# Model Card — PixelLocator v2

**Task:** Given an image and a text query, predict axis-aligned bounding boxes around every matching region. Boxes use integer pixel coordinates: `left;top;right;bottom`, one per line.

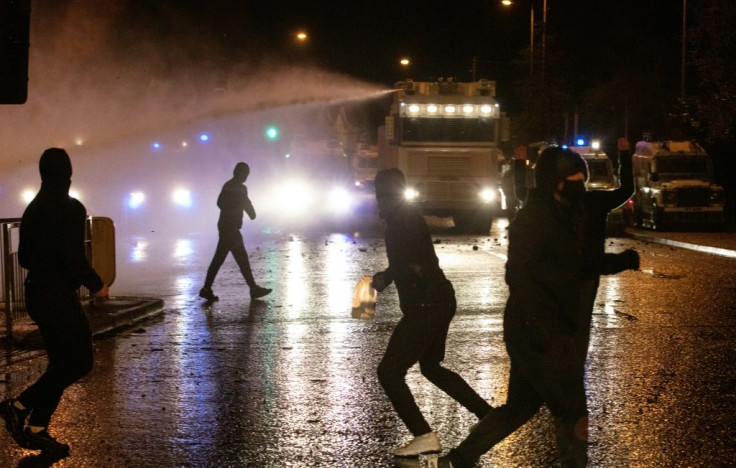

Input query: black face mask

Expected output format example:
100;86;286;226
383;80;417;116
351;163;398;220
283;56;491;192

560;180;586;205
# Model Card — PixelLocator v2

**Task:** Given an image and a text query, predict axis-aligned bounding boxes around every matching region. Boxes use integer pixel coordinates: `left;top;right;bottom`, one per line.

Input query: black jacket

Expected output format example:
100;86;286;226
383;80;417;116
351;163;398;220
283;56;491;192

216;178;256;231
504;193;586;341
18;183;103;292
382;204;452;308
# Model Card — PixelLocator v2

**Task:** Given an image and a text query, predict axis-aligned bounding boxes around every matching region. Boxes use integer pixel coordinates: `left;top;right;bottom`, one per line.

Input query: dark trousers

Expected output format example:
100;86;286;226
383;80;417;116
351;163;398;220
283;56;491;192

448;335;588;468
377;297;491;436
18;282;94;427
204;228;255;289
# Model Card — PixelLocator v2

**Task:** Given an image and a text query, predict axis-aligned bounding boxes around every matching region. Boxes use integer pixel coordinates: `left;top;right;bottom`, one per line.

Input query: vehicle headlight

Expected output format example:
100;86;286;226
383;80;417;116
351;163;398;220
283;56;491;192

404;187;419;201
128;191;145;209
274;180;314;216
21;188;36;204
172;188;192;207
328;187;352;214
479;188;495;203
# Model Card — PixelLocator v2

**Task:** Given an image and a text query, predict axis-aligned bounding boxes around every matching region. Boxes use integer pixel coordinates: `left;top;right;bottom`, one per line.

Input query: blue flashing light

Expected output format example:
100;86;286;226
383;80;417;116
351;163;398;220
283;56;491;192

562;144;569;149
198;133;210;142
152;142;161;150
575;138;586;146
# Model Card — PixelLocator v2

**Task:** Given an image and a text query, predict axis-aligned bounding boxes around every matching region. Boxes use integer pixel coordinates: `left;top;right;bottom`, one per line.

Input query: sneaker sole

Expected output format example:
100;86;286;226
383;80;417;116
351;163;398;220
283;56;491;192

394;448;442;457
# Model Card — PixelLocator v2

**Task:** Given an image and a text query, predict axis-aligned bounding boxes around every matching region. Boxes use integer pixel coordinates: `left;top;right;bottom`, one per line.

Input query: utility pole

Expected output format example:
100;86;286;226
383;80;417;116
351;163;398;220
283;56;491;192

680;0;687;100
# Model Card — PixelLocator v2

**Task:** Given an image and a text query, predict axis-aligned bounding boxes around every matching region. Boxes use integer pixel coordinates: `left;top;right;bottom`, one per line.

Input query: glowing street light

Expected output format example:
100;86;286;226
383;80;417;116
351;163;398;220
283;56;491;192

295;31;308;43
400;58;410;67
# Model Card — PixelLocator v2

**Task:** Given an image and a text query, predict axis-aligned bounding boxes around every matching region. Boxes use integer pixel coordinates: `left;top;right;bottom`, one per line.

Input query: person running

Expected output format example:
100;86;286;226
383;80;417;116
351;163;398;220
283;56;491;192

1;148;110;459
371;168;491;458
440;147;591;467
199;162;271;301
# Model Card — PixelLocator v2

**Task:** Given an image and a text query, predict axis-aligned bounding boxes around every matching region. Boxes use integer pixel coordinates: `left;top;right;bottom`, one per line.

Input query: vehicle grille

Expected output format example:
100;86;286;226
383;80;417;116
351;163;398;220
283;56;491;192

425;181;476;201
677;187;710;207
428;156;471;176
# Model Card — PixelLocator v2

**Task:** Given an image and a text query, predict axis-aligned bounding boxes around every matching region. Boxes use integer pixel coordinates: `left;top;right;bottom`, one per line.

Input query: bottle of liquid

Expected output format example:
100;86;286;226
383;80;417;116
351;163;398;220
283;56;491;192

351;276;378;320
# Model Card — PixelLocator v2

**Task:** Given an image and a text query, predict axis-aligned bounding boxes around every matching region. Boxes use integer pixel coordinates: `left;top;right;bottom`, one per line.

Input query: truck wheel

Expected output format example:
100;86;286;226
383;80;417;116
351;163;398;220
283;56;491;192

453;210;492;235
453;213;471;233
471;215;493;235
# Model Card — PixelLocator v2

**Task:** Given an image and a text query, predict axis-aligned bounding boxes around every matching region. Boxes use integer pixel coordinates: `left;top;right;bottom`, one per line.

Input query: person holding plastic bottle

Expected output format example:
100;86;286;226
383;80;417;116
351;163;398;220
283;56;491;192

371;168;491;458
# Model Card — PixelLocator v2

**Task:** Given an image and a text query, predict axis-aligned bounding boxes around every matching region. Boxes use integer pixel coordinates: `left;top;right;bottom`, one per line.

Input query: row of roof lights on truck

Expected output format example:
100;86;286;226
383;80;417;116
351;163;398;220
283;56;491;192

404;103;496;116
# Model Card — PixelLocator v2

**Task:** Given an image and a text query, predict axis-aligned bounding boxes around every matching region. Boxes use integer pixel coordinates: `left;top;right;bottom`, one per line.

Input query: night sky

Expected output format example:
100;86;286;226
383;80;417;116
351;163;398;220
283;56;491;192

30;1;681;94
106;0;686;128
1;0;688;169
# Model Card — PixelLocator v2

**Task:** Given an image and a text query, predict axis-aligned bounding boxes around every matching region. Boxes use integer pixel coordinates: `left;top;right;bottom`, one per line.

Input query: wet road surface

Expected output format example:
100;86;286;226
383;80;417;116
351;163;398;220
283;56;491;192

2;219;735;467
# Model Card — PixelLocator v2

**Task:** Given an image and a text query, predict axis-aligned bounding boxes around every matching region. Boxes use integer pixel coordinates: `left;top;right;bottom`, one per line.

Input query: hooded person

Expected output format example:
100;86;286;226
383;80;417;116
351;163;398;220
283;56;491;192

199;162;271;301
440;147;590;468
1;148;109;459
371;168;492;458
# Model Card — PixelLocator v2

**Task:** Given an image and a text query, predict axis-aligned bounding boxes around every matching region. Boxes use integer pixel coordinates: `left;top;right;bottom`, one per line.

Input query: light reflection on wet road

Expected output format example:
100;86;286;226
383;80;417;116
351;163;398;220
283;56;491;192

2;219;736;467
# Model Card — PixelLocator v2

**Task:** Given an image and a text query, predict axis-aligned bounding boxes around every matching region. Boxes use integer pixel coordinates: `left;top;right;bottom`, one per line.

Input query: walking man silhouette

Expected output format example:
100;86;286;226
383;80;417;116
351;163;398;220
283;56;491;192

199;162;271;301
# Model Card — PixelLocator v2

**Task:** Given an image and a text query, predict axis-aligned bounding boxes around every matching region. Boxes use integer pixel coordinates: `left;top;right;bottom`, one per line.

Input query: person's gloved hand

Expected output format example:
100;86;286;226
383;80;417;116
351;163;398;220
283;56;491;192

372;271;389;292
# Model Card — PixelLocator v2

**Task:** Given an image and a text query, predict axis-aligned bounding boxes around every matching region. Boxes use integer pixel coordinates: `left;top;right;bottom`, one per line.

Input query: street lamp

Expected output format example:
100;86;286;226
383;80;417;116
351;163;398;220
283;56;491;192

295;31;308;43
501;0;548;84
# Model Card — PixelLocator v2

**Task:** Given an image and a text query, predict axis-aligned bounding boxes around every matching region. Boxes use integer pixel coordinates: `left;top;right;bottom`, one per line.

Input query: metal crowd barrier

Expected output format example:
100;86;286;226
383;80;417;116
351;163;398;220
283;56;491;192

0;216;115;341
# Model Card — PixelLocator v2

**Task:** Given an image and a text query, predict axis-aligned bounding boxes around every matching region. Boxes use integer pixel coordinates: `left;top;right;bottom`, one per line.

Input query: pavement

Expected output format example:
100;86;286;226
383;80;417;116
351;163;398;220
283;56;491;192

1;296;165;368
2;226;734;369
0;225;734;467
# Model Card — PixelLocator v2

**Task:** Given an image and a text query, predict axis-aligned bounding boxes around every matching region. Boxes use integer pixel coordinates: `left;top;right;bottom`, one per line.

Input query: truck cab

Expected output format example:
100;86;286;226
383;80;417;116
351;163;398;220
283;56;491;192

377;78;503;234
632;140;725;230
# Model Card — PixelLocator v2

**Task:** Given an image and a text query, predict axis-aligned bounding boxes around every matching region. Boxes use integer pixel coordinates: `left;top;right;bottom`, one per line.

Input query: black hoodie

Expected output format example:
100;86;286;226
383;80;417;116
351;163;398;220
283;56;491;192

18;148;103;292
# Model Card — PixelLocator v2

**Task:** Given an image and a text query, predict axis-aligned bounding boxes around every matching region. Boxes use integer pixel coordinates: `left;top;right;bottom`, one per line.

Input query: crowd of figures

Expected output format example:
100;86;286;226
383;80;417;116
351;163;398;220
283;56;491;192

1;141;639;467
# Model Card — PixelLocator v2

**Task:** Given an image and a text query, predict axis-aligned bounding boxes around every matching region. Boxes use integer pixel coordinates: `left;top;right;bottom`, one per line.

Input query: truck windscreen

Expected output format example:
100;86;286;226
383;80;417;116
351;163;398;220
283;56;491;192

399;118;495;143
587;160;613;182
657;157;709;176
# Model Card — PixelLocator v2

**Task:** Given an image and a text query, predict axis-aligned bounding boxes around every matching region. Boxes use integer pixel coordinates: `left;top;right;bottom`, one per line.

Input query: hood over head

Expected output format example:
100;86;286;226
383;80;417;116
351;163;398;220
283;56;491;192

374;168;407;219
233;162;250;182
533;147;588;197
39;148;72;184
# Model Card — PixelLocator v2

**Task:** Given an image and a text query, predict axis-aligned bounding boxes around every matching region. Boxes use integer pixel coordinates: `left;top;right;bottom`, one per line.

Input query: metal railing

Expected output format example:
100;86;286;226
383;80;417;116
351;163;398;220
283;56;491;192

1;218;25;340
1;216;115;341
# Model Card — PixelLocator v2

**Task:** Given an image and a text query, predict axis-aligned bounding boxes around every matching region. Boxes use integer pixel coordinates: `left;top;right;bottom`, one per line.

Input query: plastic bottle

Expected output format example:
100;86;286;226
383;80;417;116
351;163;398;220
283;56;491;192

351;276;378;320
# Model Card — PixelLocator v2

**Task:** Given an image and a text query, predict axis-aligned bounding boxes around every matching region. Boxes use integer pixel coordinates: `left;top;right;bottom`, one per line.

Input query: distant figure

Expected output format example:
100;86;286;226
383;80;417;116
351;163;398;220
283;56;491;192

1;148;110;459
199;162;271;301
371;168;491;458
440;148;591;467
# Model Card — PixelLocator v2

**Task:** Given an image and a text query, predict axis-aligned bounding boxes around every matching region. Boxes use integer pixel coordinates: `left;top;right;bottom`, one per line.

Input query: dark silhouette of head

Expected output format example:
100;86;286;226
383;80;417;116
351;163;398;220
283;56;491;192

534;147;587;198
233;162;250;182
39;148;72;184
374;168;407;218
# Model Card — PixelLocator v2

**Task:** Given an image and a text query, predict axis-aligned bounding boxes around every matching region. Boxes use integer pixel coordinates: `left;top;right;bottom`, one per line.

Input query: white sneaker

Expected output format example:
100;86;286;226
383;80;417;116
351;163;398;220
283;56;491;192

394;431;442;457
